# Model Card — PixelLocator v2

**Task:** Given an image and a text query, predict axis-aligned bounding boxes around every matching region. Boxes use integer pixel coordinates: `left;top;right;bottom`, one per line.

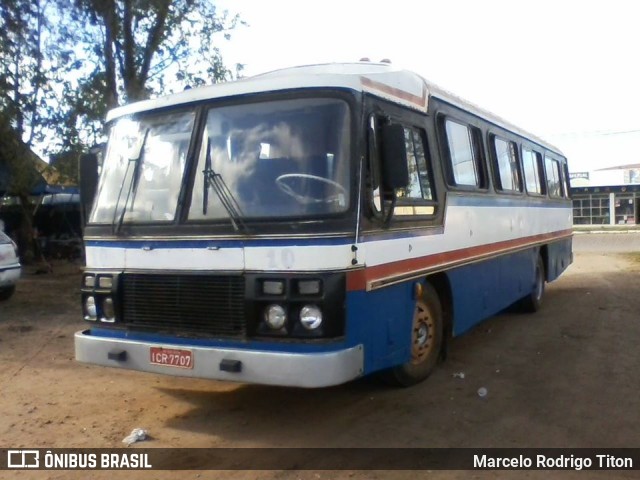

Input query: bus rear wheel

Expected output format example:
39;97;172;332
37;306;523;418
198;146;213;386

384;283;443;387
519;255;545;312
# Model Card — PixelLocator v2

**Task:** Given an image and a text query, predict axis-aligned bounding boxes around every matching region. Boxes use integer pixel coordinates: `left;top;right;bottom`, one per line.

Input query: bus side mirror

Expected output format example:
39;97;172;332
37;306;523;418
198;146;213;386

381;123;409;190
79;153;99;227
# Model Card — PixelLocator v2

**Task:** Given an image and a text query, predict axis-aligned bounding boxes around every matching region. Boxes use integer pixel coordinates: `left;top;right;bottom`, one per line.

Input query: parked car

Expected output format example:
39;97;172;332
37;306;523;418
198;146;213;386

0;230;20;300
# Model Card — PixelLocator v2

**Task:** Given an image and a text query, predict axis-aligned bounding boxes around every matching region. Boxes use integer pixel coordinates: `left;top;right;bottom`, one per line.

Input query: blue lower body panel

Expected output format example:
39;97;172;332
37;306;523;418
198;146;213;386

346;241;572;376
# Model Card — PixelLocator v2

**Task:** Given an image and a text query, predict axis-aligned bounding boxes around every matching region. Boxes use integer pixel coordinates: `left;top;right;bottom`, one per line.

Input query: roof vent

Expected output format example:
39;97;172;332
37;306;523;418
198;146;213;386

380;58;392;64
359;57;371;62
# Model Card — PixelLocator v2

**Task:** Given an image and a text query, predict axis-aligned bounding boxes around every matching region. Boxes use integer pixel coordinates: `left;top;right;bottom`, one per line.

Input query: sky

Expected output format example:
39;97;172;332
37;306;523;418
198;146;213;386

214;0;640;173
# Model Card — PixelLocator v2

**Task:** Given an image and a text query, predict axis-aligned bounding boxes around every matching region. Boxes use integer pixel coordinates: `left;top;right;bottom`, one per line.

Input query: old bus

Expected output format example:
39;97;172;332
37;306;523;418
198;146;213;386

75;62;572;387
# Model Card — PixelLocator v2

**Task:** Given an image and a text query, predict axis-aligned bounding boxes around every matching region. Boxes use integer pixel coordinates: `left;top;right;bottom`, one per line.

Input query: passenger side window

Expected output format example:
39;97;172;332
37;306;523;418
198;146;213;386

561;162;570;197
492;136;521;192
544;156;563;198
396;127;433;201
522;147;544;194
444;119;483;187
368;116;435;218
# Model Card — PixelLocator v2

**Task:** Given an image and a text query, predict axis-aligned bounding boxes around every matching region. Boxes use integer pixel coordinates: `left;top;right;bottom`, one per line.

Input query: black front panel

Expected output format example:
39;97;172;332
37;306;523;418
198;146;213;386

245;272;346;339
121;273;245;337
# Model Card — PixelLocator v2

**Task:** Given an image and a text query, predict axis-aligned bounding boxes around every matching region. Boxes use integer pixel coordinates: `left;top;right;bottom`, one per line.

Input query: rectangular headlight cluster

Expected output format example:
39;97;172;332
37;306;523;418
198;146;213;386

81;272;119;324
249;273;345;339
83;274;115;290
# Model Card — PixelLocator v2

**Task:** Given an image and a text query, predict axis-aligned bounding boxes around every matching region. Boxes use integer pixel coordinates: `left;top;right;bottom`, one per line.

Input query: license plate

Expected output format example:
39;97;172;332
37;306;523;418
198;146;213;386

150;347;193;369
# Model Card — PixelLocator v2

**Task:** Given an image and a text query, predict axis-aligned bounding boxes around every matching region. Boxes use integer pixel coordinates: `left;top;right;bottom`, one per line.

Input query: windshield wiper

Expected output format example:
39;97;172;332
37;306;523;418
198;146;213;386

202;138;247;233
112;128;149;234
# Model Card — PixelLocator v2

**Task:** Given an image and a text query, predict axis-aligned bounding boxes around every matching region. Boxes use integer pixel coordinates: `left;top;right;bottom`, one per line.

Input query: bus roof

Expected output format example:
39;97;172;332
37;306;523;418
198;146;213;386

106;62;562;155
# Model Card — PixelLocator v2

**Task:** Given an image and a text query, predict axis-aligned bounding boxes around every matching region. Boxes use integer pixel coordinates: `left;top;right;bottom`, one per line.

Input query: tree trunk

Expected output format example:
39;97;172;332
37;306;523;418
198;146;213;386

16;193;35;262
102;1;120;109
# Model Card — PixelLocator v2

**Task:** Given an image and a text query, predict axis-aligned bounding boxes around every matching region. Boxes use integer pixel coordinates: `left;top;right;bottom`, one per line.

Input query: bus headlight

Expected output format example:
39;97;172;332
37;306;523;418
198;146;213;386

84;296;97;321
300;305;322;330
101;297;116;322
264;304;287;330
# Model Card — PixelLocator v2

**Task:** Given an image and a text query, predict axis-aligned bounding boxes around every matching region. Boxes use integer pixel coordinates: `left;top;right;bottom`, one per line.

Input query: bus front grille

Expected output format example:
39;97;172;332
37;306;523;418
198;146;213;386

121;273;246;338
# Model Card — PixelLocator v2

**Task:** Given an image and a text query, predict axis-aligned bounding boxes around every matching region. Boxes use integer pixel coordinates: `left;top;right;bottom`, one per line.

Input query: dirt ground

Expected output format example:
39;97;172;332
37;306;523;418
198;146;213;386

1;234;639;480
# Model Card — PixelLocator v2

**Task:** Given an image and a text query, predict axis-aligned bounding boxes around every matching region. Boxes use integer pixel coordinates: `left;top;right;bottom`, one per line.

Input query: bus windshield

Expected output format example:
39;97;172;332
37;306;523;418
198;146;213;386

189;97;351;221
89;97;351;226
90;111;195;224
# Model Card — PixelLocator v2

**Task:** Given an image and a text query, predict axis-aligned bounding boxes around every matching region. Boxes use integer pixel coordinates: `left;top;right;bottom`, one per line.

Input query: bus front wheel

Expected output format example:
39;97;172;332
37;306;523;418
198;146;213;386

384;283;443;387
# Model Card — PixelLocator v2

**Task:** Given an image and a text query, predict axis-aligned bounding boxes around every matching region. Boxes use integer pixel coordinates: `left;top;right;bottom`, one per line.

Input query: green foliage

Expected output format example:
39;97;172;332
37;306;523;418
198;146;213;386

49;151;81;185
0;0;65;195
0;111;47;264
1;0;244;262
1;0;61;147
0;113;43;195
2;0;244;163
64;0;245;137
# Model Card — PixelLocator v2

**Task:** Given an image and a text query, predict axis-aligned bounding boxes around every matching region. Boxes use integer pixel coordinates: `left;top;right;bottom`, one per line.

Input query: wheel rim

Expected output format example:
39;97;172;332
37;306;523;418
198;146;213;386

411;300;435;365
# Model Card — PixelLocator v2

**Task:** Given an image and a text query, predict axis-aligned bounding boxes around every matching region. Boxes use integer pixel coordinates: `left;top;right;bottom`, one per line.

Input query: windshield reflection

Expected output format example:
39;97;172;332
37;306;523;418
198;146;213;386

89;98;351;227
189;98;350;220
90;112;195;224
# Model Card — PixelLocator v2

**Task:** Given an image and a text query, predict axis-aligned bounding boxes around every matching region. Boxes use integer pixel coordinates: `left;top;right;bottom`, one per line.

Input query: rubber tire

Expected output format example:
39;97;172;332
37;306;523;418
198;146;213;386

519;255;545;313
382;283;444;387
0;285;16;301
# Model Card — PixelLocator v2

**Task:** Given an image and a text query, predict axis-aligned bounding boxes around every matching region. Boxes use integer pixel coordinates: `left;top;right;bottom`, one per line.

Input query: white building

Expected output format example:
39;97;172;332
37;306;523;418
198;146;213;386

570;163;640;187
570;164;640;225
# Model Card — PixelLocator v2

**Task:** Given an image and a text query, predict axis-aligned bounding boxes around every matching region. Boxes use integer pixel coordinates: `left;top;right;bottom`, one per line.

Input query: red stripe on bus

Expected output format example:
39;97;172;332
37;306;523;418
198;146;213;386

360;76;428;109
346;229;572;291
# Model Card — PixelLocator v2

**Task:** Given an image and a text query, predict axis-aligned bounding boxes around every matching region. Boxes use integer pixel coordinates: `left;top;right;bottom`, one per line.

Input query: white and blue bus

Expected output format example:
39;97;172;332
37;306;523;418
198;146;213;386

75;62;572;387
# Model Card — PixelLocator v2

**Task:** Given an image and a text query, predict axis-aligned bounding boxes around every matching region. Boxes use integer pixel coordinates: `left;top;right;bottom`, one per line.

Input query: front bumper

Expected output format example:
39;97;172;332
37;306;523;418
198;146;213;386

74;330;364;388
0;265;20;287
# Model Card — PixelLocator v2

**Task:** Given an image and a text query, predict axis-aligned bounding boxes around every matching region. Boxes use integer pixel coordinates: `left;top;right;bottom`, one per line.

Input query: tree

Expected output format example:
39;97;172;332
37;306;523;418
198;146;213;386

51;0;244;156
0;0;66;264
71;0;243;107
47;0;246;188
2;0;49;146
1;0;244;262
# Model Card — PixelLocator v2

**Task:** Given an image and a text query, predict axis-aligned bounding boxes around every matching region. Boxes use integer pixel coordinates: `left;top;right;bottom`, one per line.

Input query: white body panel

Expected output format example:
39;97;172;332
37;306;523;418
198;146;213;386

86;246;244;271
244;245;354;271
85;243;355;271
363;203;572;269
85;201;571;274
